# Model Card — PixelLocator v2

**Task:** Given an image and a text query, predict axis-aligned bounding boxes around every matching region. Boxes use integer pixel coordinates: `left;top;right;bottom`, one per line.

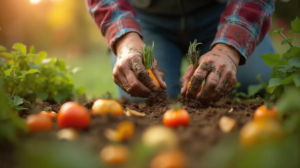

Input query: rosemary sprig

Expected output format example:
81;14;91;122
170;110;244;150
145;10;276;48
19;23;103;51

186;39;202;69
141;42;155;69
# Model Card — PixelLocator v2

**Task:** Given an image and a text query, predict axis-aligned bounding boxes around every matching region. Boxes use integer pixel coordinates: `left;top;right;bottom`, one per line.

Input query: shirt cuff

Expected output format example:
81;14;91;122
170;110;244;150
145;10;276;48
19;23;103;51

105;18;142;54
211;24;256;65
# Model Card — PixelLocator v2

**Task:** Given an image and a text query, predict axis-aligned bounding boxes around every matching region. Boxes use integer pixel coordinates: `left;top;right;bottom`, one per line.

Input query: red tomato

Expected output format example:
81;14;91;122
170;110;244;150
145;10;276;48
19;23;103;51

254;105;280;121
40;111;57;119
163;108;190;128
57;102;90;129
26;114;53;133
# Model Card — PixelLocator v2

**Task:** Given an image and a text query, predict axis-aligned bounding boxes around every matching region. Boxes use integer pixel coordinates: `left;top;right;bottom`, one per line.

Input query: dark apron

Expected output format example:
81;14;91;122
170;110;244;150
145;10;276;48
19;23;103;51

131;0;226;15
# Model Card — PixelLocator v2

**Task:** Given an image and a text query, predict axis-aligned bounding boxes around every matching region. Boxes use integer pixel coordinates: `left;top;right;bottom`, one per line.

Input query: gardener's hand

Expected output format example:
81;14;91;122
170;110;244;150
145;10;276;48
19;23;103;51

113;33;167;97
180;43;240;104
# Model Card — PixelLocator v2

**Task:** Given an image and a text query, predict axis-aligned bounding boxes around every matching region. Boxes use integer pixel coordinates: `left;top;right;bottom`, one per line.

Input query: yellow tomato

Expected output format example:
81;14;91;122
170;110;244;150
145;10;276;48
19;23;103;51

100;145;129;165
150;150;186;168
92;99;123;116
240;119;284;148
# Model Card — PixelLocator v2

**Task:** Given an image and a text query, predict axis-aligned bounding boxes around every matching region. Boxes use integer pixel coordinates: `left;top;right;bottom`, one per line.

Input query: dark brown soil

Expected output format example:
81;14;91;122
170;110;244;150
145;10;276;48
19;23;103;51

1;90;261;168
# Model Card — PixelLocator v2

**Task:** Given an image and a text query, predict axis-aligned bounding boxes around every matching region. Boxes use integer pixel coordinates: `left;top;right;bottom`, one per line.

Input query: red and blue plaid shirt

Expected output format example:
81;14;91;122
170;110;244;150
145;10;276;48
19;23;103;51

86;0;275;64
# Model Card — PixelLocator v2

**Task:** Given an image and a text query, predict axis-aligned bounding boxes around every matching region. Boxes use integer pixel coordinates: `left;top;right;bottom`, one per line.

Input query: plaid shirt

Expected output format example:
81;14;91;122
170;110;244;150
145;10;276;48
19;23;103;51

86;0;275;64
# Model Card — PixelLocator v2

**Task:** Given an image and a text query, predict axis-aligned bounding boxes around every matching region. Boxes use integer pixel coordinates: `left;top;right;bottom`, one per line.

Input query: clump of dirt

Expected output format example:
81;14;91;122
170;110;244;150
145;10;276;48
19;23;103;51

145;88;168;107
179;96;204;109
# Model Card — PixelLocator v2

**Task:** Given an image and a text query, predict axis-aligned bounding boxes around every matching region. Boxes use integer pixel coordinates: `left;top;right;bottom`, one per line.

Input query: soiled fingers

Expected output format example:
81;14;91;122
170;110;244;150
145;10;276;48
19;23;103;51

186;65;207;99
152;60;167;89
130;57;159;91
197;71;221;103
180;65;195;95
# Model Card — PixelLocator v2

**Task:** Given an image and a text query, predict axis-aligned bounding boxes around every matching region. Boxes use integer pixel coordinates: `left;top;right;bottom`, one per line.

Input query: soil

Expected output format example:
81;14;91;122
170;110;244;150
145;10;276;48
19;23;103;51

0;89;261;168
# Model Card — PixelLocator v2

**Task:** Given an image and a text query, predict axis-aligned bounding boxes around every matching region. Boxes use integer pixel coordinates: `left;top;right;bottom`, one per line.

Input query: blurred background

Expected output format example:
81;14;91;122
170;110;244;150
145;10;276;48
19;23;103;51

0;0;299;100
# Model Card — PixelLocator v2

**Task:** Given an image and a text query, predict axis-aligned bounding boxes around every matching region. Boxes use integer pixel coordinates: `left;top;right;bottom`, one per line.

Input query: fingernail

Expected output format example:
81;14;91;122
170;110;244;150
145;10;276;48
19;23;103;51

152;86;158;91
181;87;184;93
163;81;167;87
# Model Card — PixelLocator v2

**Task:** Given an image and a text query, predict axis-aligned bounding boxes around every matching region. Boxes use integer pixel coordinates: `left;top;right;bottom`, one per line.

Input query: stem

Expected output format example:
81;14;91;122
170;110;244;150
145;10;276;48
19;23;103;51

279;32;293;48
171;102;182;111
10;83;18;98
10;57;18;98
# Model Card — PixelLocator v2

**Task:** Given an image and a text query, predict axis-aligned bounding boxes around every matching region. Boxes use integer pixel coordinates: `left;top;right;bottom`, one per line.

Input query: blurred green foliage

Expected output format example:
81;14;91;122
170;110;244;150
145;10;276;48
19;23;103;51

0;78;28;144
17;136;103;168
0;43;83;104
261;17;300;100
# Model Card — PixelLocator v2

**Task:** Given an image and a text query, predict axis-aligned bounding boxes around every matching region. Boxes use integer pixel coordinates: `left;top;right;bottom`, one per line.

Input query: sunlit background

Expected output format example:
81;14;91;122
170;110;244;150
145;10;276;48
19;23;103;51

0;0;299;100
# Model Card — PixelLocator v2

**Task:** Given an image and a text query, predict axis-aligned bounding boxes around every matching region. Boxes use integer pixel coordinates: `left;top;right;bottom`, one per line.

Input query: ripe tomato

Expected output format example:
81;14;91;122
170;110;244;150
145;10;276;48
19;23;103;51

254;105;280;121
116;121;135;140
163;104;189;128
92;99;123;116
100;145;129;165
26;114;53;133
40;111;57;119
150;150;186;168
57;102;90;129
240;119;284;148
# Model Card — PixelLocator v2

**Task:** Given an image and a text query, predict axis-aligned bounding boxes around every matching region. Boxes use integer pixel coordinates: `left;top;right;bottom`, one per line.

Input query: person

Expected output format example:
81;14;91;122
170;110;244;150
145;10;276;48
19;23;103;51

86;0;275;103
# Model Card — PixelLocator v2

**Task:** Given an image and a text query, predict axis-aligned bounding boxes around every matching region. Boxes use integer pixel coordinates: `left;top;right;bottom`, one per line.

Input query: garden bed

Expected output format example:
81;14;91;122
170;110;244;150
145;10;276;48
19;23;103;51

1;89;261;168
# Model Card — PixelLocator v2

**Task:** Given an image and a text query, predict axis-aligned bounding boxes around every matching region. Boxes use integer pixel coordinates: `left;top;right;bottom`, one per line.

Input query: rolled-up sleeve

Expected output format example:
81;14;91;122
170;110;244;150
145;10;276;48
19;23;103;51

211;0;275;65
86;0;142;53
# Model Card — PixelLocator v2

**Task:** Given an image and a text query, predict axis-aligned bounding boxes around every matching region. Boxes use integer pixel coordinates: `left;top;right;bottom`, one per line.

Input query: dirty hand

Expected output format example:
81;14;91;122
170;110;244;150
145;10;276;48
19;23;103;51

180;43;240;104
113;33;167;97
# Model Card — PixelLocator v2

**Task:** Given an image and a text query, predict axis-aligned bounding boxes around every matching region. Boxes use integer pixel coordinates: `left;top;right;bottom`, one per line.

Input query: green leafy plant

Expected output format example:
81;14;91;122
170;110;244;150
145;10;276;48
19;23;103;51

0;78;28;144
0;43;83;104
260;17;300;100
232;75;268;103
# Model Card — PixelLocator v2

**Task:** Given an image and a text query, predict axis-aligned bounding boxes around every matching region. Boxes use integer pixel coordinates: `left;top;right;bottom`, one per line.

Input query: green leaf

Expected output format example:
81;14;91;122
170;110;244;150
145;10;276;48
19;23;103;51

1;52;14;58
14;106;27;111
53;92;66;103
29;46;35;54
25;69;39;75
268;78;282;88
272;28;283;34
0;45;6;51
281;37;293;45
294;74;300;87
288;57;300;67
282;46;300;58
239;92;249;98
247;84;264;97
12;95;23;106
270;86;284;100
16;71;26;79
277;87;300;114
280;74;295;85
260;53;281;66
12;43;27;55
36;92;48;101
36;51;47;64
4;67;13;76
288;17;300;33
23;99;31;105
277;65;293;72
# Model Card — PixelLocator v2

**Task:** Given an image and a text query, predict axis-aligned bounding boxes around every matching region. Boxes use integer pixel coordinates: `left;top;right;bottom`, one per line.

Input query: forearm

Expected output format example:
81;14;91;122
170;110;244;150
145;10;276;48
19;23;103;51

115;32;144;56
211;0;275;64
